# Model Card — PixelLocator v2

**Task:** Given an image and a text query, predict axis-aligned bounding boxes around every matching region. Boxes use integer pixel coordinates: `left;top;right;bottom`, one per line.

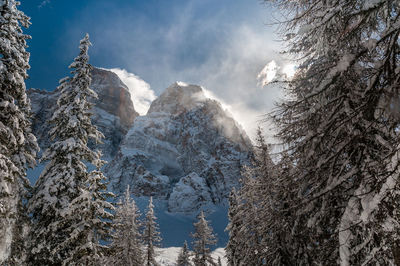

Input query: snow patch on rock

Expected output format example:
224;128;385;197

168;173;212;213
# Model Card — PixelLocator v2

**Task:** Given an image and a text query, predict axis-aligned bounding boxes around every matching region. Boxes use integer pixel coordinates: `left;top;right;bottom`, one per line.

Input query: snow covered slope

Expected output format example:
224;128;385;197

156;247;226;266
105;82;252;214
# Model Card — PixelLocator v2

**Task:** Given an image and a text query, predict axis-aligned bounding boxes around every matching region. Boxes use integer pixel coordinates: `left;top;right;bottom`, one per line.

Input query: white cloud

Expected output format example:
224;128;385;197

282;63;296;79
257;60;278;87
257;60;297;87
202;86;279;144
181;25;284;141
109;68;156;116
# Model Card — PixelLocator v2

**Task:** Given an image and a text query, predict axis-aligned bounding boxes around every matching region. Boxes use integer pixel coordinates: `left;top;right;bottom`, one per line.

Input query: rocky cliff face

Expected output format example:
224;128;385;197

29;67;139;159
91;68;138;128
105;82;252;213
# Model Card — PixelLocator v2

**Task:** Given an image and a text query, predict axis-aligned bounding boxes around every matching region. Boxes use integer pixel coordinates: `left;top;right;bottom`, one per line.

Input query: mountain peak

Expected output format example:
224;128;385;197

91;67;139;127
148;82;207;115
106;81;253;214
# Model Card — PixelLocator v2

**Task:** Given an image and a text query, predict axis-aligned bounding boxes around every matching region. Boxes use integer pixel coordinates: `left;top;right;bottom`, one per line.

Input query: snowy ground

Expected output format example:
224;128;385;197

156;247;227;266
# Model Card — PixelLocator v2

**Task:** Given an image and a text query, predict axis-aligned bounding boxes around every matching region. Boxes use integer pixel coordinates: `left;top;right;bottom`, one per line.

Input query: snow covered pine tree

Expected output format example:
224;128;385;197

143;196;162;266
109;186;143;266
266;0;400;264
226;128;290;265
65;168;114;265
177;240;192;266
237;128;272;265
0;0;38;263
225;188;242;266
28;34;112;265
191;211;217;266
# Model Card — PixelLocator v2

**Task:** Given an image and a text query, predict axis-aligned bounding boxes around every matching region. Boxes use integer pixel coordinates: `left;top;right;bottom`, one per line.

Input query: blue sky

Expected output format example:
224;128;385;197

21;0;288;138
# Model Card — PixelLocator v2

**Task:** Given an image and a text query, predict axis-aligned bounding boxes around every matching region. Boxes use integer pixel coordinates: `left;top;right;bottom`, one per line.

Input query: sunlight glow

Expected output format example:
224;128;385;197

257;60;278;87
282;63;296;79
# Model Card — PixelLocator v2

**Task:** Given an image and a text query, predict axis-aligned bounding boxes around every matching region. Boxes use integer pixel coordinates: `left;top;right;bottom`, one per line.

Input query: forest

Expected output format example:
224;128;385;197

1;0;400;265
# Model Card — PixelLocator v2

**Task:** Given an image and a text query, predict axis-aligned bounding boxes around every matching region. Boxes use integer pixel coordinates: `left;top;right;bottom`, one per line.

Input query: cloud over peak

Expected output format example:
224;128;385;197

109;68;156;116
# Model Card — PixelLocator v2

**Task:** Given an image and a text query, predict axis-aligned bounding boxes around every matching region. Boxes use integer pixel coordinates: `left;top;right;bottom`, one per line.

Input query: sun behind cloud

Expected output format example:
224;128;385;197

257;60;278;87
282;63;296;79
257;61;297;87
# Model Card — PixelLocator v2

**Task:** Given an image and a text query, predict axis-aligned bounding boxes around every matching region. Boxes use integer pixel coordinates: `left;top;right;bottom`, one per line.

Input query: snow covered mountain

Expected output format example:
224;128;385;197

28;71;252;247
105;82;252;213
29;67;139;160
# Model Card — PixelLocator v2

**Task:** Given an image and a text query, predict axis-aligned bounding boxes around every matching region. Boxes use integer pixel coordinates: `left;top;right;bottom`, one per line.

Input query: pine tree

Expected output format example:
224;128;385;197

249;131;295;265
266;0;400;264
265;151;297;265
225;188;242;266
28;33;105;265
143;196;162;266
5;204;31;265
217;257;222;266
63;168;115;265
0;0;38;263
109;186;143;266
191;211;217;266
253;127;273;171
234;187;262;266
232;129;272;265
228;128;295;265
177;240;192;266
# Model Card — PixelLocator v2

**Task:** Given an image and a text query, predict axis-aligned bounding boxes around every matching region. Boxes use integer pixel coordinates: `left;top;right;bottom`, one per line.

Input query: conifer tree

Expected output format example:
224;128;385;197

234;191;261;265
0;0;38;263
263;151;297;265
5;206;31;265
177;240;192;266
266;0;400;264
109;186;143;266
191;211;217;266
143;196;162;266
250;131;295;264
229;128;294;265
63;168;114;265
217;257;222;266
232;129;272;265
225;188;242;266
28;33;105;265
